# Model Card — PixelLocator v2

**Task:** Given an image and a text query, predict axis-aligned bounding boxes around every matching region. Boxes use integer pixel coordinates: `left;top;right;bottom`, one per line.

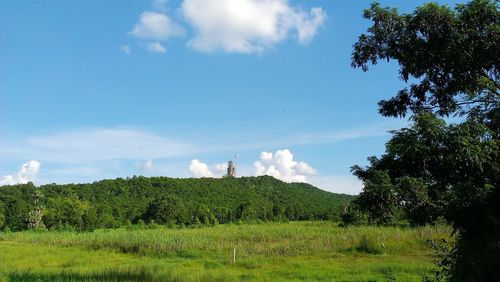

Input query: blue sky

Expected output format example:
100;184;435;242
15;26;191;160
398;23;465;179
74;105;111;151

0;0;462;194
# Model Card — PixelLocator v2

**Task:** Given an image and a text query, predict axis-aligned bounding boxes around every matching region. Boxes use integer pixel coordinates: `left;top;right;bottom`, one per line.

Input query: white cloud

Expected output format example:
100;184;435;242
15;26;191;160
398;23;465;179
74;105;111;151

144;159;154;171
0;122;402;186
130;11;184;41
119;45;131;54
295;161;316;175
138;159;154;173
309;175;362;195
213;162;228;174
145;41;167;53
188;160;231;178
14;128;197;163
295;7;326;43
0;160;41;186
181;0;326;53
153;0;168;12
188;159;213;178
260;151;273;161
253;149;315;183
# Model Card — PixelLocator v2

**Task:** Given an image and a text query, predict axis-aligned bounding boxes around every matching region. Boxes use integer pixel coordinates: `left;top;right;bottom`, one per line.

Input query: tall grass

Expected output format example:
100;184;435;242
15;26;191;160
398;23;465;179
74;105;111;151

0;222;450;258
0;222;452;281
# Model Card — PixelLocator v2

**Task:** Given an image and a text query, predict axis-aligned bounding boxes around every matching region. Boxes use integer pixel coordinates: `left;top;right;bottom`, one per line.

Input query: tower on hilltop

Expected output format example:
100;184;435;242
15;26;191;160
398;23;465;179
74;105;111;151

225;160;236;178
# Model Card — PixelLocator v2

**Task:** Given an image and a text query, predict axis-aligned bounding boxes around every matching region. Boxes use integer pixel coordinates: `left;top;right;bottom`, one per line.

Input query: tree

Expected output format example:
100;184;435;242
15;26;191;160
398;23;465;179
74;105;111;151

143;194;188;225
353;170;398;225
26;190;46;230
340;202;368;226
351;1;499;280
43;196;90;231
351;113;450;226
0;176;353;230
352;0;499;120
0;203;5;230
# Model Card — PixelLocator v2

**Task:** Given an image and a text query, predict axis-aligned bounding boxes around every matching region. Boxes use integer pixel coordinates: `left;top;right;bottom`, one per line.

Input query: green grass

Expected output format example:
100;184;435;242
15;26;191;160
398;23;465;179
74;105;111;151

0;222;451;281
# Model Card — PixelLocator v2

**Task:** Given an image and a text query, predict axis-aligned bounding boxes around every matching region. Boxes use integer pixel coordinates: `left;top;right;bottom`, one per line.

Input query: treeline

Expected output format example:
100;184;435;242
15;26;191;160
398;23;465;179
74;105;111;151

0;176;353;231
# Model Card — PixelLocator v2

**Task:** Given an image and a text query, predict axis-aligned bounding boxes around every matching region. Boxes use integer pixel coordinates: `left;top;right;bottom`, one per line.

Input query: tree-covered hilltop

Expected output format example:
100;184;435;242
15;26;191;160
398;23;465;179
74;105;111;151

0;176;353;231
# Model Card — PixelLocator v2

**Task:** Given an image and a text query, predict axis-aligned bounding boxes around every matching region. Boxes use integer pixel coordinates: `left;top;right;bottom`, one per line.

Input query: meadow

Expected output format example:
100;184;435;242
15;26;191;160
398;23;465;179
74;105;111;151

0;222;450;281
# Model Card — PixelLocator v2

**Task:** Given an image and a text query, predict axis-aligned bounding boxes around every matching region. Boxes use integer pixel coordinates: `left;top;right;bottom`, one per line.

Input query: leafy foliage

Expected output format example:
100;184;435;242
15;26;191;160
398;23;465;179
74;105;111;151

143;194;188;225
352;170;398;225
351;1;500;280
350;112;498;226
352;0;499;118
0;176;353;231
0;202;5;230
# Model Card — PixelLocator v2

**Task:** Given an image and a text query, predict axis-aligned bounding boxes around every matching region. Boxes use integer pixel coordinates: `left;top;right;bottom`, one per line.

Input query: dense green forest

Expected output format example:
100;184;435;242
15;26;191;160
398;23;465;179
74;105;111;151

0;176;353;232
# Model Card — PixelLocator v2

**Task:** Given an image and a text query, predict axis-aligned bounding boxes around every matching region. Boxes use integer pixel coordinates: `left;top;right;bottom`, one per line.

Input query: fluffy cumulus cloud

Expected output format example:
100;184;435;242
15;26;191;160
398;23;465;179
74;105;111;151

253;149;316;183
181;0;326;53
0;160;41;186
213;162;228;174
127;0;325;54
188;160;232;178
188;159;214;178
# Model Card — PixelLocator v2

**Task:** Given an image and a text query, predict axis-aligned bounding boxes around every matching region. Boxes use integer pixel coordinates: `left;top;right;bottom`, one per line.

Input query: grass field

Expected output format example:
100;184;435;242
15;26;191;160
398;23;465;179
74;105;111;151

0;222;451;281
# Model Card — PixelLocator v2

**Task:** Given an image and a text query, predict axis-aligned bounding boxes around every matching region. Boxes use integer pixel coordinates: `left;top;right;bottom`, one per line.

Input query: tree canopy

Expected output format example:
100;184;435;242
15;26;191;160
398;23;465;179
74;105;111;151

0;176;353;232
350;1;499;281
352;0;499;119
351;112;498;227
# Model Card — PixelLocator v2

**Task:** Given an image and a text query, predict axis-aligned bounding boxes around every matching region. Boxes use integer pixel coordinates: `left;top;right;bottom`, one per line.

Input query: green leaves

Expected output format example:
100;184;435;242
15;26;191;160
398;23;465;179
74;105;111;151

351;112;498;226
0;176;353;231
353;0;500;118
143;194;188;225
354;170;398;225
352;1;499;279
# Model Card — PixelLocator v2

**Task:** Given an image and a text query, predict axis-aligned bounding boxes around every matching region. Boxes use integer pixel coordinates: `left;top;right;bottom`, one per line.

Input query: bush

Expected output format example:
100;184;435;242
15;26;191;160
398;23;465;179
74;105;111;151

341;203;367;226
355;235;383;254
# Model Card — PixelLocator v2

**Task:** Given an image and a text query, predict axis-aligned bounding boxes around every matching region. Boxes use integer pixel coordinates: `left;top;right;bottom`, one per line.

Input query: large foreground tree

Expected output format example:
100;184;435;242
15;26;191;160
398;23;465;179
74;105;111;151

352;0;499;120
350;1;499;281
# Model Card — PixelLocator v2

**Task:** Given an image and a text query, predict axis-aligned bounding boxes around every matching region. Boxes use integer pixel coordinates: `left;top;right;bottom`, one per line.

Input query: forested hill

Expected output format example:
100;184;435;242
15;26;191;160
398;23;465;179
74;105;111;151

0;176;354;231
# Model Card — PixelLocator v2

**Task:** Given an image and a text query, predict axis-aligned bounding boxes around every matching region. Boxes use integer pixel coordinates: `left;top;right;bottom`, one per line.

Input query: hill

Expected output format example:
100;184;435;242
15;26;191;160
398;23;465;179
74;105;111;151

0;176;354;231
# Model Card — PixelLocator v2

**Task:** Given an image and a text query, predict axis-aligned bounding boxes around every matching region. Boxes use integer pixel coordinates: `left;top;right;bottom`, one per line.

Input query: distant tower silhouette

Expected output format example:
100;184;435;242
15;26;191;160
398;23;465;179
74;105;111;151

225;160;236;178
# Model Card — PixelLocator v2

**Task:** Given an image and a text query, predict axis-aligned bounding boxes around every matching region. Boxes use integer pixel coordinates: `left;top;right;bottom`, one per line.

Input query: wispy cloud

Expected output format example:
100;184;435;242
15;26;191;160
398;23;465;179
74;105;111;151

2;122;399;164
152;0;168;12
208;120;404;153
119;45;131;54
144;41;167;53
8;128;198;163
130;11;185;41
308;175;362;195
0;122;395;191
